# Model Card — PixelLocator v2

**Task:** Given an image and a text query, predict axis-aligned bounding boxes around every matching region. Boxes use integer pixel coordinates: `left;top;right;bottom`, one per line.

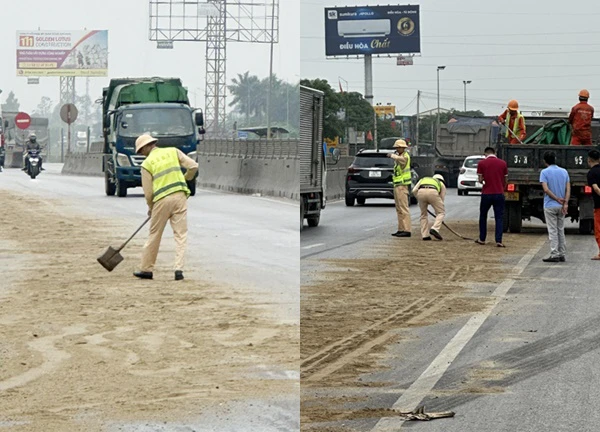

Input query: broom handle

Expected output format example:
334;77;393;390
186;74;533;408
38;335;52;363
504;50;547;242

118;216;151;252
426;209;471;240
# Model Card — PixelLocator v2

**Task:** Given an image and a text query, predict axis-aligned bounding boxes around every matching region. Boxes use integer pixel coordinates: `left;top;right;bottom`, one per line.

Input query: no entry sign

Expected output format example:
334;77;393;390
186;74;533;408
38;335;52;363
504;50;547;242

15;112;31;130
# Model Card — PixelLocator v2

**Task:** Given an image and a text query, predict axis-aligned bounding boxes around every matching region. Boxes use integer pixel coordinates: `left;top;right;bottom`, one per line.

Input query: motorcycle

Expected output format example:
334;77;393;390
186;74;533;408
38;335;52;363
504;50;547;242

26;149;42;179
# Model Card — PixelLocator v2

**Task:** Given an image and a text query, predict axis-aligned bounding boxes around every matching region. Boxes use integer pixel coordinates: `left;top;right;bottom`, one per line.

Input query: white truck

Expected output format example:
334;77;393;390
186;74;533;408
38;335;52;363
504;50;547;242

300;85;340;230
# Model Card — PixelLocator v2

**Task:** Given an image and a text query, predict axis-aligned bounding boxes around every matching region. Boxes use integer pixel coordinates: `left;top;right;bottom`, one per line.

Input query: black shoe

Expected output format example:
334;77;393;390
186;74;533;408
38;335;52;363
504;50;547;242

133;271;153;279
175;270;184;281
395;232;411;238
392;231;404;236
542;257;561;263
559;256;566;262
430;229;443;240
40;167;45;171
423;237;432;241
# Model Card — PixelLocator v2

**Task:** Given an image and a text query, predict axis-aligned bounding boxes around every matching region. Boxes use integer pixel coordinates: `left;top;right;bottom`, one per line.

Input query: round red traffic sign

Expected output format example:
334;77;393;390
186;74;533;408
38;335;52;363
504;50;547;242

15;112;31;130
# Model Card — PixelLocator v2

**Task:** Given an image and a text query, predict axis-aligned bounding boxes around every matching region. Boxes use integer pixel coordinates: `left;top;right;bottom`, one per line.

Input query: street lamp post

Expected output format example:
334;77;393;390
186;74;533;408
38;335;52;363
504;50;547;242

436;66;446;148
463;80;472;112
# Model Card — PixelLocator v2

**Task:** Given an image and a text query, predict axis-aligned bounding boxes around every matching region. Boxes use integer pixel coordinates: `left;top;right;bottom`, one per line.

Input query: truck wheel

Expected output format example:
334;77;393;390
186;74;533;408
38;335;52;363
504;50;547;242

105;170;116;196
116;179;127;197
187;180;196;197
307;214;320;227
345;194;355;207
579;218;594;235
357;198;366;205
502;206;510;233
508;203;522;233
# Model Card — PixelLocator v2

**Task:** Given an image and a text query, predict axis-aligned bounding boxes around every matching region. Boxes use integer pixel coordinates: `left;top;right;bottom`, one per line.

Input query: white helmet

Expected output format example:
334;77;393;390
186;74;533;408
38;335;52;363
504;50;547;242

433;174;446;183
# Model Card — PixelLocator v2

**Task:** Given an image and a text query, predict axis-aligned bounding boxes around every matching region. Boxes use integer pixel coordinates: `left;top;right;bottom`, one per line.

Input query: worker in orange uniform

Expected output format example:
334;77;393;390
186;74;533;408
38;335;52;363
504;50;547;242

569;89;594;146
498;100;526;144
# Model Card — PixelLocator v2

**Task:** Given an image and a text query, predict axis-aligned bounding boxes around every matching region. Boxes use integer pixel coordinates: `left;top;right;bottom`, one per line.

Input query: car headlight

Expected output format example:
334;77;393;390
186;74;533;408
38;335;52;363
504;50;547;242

116;153;131;167
187;151;197;161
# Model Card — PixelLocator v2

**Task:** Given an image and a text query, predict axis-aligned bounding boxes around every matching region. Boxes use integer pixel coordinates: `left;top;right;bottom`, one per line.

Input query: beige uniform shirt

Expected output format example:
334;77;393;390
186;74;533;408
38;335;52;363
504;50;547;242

142;148;199;208
390;152;408;169
412;179;447;201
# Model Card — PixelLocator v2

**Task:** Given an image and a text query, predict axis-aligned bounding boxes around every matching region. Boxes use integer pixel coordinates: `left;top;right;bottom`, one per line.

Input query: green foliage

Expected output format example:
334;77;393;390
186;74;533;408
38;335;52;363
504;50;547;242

1;91;20;112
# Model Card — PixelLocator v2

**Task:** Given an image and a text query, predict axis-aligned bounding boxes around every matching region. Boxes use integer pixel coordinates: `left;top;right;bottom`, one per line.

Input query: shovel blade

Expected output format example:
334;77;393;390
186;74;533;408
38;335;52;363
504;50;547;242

97;246;124;272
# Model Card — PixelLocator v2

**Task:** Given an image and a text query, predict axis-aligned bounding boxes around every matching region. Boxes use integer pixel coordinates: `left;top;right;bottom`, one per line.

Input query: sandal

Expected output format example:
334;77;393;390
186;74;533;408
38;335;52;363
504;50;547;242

496;243;506;248
592;255;600;261
474;240;485;245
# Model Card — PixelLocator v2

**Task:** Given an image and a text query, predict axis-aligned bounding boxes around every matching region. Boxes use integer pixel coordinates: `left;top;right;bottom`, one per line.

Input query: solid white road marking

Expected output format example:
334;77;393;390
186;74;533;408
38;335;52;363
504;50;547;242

302;243;325;250
371;238;546;431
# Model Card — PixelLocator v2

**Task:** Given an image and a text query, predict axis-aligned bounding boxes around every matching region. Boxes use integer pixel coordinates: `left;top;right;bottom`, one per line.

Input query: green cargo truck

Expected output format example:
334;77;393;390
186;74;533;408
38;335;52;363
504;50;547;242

102;77;205;197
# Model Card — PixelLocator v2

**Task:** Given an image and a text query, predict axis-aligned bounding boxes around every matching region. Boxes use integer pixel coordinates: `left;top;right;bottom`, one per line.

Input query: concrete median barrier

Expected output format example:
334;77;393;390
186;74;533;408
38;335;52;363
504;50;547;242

325;156;353;201
197;155;299;200
61;152;103;177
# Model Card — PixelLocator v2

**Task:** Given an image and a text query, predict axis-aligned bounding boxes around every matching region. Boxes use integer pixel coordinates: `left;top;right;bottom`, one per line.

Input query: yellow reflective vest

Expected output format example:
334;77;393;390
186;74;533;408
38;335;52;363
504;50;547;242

141;147;190;203
419;176;442;192
392;152;412;186
505;111;525;138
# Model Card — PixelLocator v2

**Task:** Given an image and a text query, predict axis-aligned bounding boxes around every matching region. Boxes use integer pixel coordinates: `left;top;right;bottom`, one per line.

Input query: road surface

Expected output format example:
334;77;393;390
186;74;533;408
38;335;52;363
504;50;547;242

0;164;299;432
301;194;599;431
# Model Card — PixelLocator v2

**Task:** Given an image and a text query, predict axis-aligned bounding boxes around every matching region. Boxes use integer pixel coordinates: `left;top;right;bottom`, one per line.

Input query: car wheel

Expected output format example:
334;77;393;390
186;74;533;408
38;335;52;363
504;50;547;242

457;189;463;196
345;194;355;207
464;190;469;196
357;198;366;205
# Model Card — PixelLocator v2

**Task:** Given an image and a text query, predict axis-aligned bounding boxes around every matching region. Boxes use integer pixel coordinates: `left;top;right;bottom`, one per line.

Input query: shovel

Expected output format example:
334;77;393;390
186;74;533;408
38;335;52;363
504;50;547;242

97;217;150;271
500;121;524;144
427;209;475;241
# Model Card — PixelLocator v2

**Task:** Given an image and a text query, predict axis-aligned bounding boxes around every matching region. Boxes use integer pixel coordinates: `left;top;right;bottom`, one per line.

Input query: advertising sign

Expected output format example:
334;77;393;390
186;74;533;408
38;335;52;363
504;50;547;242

16;30;108;76
374;105;396;120
324;5;420;57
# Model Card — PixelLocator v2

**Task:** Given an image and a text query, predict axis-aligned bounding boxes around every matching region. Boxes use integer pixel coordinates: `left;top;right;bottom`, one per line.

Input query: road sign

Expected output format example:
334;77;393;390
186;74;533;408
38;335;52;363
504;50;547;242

237;131;249;140
397;55;414;66
157;40;174;49
60;103;78;124
27;77;40;84
15;112;31;130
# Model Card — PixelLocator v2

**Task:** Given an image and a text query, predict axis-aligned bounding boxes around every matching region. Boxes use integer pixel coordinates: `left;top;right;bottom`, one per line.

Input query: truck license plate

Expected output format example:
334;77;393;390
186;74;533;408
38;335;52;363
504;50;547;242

504;192;519;201
369;171;382;177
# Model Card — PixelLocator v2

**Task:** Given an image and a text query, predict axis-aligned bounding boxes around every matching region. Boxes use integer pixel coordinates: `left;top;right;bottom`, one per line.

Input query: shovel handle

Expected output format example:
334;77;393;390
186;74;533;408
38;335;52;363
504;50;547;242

117;216;151;252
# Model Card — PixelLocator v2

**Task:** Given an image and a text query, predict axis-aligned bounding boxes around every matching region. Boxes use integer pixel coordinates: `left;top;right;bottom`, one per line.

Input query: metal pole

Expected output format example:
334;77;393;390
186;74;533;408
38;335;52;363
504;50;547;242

463;82;467;112
364;54;376;149
61;127;64;162
416;90;420;147
87;126;91;152
436;66;445;151
266;0;276;140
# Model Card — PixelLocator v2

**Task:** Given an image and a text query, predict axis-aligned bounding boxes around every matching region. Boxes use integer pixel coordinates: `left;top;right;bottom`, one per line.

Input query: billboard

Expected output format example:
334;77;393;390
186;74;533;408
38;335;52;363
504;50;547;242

374;105;396;120
16;30;108;77
324;5;420;57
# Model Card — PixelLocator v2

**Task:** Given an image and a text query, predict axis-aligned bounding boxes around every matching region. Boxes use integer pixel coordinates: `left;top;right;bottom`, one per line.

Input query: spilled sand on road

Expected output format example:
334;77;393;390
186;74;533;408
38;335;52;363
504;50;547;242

0;190;297;432
301;221;541;428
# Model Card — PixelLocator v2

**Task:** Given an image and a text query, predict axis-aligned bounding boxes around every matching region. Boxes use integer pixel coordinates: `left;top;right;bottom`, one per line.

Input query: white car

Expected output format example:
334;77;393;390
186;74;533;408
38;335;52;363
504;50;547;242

457;155;485;196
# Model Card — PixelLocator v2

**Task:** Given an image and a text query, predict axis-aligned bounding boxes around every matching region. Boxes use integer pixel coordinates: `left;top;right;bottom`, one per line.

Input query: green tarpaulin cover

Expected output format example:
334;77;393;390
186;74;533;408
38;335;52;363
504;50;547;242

523;119;572;145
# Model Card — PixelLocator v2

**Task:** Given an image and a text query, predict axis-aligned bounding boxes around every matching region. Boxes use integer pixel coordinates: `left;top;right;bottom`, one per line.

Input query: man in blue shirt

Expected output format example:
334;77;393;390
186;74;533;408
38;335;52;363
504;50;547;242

540;151;571;262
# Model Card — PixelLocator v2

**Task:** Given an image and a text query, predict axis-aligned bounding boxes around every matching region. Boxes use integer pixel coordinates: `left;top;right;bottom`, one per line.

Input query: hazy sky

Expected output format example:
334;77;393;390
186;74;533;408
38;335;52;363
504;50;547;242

0;0;298;113
301;0;600;116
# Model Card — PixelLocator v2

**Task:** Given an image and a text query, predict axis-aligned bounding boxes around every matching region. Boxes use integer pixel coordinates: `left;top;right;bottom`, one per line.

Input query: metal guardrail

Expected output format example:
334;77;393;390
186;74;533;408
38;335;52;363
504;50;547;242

198;138;299;160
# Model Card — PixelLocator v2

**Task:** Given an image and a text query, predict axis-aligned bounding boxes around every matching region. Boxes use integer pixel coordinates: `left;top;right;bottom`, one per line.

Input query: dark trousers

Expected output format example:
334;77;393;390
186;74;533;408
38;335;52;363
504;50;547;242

479;194;505;243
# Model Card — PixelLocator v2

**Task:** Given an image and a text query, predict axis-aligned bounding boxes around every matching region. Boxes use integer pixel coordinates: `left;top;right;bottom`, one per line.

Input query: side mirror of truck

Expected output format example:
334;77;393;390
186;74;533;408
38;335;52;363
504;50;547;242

331;148;341;164
195;111;204;127
198;127;206;135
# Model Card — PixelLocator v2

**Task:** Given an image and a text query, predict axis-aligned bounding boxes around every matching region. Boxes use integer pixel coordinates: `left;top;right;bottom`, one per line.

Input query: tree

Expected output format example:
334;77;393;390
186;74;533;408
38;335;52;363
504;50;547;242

1;91;20;112
300;78;345;140
340;91;374;137
33;96;54;118
228;71;266;122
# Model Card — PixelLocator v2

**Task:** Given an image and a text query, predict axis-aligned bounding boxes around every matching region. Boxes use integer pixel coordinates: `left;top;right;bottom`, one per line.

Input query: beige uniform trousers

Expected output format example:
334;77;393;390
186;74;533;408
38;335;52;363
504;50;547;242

140;191;188;272
417;188;445;238
394;185;411;232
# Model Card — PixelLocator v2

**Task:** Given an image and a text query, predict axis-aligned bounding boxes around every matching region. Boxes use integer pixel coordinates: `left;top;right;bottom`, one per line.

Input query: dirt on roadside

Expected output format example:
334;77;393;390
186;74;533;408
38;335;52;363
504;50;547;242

300;221;542;428
0;190;298;432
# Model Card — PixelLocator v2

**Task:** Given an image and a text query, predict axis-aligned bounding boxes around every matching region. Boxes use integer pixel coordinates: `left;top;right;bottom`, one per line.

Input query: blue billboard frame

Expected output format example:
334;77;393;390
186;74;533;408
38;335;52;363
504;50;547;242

324;5;420;57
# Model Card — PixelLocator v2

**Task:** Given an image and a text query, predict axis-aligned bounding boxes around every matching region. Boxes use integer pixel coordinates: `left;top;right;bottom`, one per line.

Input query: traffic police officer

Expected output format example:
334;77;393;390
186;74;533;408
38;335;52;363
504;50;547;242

388;139;412;237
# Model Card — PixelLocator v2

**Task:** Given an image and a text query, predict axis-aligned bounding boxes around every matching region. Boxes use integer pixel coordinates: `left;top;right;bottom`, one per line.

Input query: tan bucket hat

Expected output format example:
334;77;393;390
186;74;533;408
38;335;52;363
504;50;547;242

135;134;157;154
393;139;408;148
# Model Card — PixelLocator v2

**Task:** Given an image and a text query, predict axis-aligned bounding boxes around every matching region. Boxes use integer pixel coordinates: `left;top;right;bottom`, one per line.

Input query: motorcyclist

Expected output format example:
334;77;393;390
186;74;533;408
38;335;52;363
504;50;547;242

22;133;44;172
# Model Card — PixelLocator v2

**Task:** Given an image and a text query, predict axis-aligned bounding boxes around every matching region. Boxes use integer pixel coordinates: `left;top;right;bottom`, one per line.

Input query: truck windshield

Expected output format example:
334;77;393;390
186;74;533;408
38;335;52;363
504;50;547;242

118;108;194;137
